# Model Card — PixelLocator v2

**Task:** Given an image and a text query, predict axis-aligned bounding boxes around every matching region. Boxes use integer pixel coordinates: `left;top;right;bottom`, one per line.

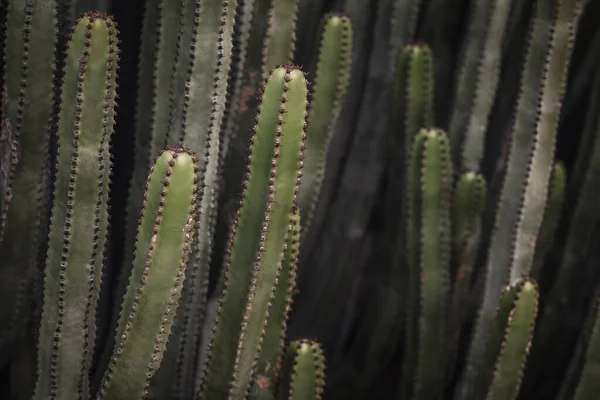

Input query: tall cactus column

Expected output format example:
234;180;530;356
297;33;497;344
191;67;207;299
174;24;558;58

401;128;452;400
98;147;200;400
199;64;307;400
0;0;57;358
34;12;118;400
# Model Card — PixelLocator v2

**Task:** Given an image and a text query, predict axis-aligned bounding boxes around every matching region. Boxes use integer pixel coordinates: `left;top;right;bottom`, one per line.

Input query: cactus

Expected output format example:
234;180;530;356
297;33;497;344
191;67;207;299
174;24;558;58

448;0;514;171
217;0;298;245
199;64;307;399
530;161;566;280
278;340;326;400
386;43;434;277
34;12;118;400
97;147;199;400
297;13;352;229
482;279;538;400
0;0;57;357
253;215;301;398
446;172;487;378
401;128;452;400
458;0;584;396
155;0;238;395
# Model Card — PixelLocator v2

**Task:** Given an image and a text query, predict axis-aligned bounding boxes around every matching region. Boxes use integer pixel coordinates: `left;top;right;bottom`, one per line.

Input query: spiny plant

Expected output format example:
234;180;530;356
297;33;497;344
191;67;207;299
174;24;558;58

3;0;600;399
35;12;118;400
277;340;326;400
199;64;307;400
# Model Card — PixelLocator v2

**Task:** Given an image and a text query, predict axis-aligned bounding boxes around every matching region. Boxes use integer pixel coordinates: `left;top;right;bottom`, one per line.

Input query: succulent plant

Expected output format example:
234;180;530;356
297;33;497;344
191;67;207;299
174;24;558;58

2;0;600;399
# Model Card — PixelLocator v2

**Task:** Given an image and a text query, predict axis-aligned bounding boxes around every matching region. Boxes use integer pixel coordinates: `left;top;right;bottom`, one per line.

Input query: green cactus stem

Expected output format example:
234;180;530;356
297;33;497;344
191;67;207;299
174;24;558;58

252;215;301;398
278;340;326;400
571;291;600;400
448;0;514;171
386;42;434;280
458;0;584;396
523;48;600;397
530;161;566;280
446;172;487;379
199;64;307;400
483;279;539;400
149;0;238;396
124;0;187;288
34;12;118;400
298;13;352;229
216;0;299;276
97;147;199;400
401;128;452;400
0;0;56;357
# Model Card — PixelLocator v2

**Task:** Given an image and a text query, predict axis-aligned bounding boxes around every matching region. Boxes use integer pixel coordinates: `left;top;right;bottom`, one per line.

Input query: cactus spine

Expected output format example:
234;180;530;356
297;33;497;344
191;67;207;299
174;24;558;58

401;128;452;400
0;0;56;354
97;147;199;400
298;13;352;228
278;340;326;400
34;12;118;400
199;65;307;399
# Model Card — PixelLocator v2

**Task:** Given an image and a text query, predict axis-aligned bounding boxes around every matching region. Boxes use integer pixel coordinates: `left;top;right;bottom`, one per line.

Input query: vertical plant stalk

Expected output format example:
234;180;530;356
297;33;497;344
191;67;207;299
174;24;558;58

252;215;301;398
449;0;514;171
199;65;307;400
158;0;238;396
0;0;56;357
277;340;326;400
401;128;452;400
34;12;118;400
298;13;352;230
529;161;566;280
124;0;184;282
483;279;538;400
457;0;583;396
571;292;600;400
217;0;298;269
446;172;487;380
97;148;199;400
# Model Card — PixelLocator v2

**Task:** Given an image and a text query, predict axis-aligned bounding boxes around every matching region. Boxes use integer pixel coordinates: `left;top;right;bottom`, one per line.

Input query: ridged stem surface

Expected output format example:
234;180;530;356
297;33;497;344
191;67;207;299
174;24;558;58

200;65;306;400
98;148;198;400
35;13;118;400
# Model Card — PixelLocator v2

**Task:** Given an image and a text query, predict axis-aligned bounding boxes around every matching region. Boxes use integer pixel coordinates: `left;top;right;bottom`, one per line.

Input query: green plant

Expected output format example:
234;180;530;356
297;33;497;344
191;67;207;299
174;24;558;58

2;0;600;399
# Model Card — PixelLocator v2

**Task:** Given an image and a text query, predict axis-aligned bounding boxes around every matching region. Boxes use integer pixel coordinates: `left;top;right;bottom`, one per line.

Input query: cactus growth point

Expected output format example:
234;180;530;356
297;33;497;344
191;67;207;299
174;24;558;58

278;340;326;400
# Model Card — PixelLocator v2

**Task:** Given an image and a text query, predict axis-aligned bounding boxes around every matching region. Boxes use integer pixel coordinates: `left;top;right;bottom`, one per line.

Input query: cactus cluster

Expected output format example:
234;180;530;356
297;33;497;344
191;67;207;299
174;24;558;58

2;0;600;399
